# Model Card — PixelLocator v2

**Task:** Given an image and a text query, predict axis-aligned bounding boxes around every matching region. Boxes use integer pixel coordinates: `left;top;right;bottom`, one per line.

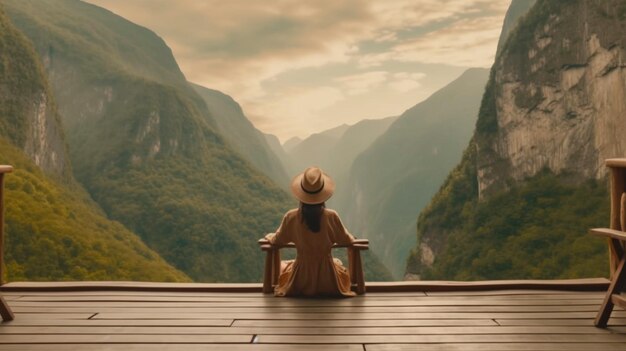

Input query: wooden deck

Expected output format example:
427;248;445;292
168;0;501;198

0;280;625;350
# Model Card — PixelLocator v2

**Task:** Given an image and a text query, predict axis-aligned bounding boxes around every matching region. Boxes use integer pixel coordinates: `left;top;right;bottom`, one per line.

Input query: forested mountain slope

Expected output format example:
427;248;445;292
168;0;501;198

0;7;189;282
340;68;489;278
191;83;290;187
4;0;393;282
4;0;293;282
406;0;624;280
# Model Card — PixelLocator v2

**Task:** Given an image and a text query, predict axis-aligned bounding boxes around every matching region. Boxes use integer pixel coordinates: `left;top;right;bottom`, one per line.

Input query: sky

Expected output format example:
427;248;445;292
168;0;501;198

85;0;511;142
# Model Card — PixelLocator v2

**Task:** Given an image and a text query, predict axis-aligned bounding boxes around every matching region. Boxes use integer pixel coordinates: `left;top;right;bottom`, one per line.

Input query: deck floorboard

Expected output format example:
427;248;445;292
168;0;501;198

0;281;623;350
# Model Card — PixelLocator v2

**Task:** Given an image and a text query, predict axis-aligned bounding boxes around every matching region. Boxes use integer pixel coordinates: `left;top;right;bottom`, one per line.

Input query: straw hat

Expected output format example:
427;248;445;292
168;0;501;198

290;166;335;204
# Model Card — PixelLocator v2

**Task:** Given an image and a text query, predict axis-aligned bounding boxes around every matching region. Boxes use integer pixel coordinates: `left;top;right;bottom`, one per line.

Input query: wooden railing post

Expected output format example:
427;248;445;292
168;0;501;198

0;166;14;321
606;160;626;278
0;165;13;286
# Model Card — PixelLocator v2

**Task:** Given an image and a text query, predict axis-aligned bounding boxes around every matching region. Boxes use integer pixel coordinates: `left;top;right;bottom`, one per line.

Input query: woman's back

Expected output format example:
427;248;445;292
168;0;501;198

267;207;355;297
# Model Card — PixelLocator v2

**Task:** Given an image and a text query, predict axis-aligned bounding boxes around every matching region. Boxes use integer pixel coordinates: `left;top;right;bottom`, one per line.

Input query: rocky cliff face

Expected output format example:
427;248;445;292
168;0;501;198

478;0;626;197
406;0;626;280
0;8;69;179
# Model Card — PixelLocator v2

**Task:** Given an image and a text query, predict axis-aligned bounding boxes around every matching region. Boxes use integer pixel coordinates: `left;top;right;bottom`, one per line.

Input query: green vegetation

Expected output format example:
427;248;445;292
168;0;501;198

0;8;43;146
414;167;609;280
4;0;393;282
0;138;190;282
191;83;290;187
406;1;622;280
0;7;188;282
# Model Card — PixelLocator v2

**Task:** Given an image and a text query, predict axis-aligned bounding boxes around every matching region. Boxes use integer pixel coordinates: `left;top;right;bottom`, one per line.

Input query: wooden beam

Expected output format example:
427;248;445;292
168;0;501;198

0;278;610;293
0;173;4;286
606;159;626;168
0;295;14;321
608;166;625;275
0;165;12;286
0;166;13;174
590;228;626;242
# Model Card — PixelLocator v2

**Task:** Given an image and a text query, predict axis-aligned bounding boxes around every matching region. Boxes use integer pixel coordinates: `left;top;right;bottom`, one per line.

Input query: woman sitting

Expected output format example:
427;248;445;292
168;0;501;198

265;166;356;297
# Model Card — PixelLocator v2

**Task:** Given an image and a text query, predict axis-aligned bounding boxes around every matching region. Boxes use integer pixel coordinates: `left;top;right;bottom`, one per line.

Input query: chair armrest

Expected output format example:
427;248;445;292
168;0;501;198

258;237;369;250
590;228;626;242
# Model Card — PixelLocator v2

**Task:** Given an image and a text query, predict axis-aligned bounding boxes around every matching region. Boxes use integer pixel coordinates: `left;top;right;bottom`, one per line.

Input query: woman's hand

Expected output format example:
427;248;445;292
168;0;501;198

264;233;275;241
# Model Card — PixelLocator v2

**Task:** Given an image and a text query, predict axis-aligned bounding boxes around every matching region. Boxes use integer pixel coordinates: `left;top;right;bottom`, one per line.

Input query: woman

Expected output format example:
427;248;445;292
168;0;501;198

265;166;356;297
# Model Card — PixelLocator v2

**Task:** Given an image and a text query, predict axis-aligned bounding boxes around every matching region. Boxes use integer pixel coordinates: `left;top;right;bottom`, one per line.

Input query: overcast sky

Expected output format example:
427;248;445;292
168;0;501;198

85;0;511;142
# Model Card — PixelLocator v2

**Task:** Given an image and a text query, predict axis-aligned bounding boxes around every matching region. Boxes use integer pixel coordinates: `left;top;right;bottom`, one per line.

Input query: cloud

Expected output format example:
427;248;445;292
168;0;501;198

386;16;505;67
388;72;426;92
335;71;388;95
84;0;511;140
247;86;346;138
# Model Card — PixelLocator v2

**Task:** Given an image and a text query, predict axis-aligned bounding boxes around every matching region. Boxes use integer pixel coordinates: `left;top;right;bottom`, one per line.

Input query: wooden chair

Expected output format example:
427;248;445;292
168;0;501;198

0;165;14;321
258;237;368;295
591;159;626;328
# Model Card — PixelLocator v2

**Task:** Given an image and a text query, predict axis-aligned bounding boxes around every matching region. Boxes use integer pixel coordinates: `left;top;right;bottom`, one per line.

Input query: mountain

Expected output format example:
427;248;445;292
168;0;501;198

283;137;303;153
0;7;189;282
263;132;293;181
3;0;395;283
495;0;536;56
339;68;489;278
0;7;69;180
285;118;395;178
4;0;294;282
406;0;625;280
190;83;290;187
286;123;352;176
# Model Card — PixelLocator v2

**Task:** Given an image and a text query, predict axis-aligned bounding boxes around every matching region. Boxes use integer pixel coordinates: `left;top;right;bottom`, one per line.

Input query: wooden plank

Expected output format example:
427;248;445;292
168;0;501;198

0;325;623;335
93;311;626;320
366;343;626;351
364;279;609;293
0;295;14;321
10;305;603;313
590;228;626;241
496;318;626;326
0;292;267;298
425;290;605;296
0;278;610;293
0;172;6;286
1;282;261;293
1;319;234;327
2;295;21;301
12;293;606;304
606;159;626;168
612;294;626;310
257;334;626;343
0;290;603;298
0;166;14;174
0;334;251;344
232;319;498;327
0;344;365;351
11;298;602;309
12;313;95;320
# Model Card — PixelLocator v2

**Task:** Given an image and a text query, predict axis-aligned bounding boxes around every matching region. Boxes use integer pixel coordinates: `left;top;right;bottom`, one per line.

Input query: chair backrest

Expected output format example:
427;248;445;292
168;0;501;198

606;159;626;275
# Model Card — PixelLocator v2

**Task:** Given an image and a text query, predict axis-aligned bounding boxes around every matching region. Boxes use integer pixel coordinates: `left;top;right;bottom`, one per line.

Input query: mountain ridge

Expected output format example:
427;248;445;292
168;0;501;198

340;67;489;278
406;0;623;280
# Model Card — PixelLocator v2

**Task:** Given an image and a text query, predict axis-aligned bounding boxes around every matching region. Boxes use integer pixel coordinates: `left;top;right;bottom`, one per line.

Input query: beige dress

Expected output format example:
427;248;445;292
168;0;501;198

266;208;356;297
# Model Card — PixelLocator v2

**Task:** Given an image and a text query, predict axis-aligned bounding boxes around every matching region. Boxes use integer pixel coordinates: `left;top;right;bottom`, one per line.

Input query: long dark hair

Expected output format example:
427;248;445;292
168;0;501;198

299;202;325;233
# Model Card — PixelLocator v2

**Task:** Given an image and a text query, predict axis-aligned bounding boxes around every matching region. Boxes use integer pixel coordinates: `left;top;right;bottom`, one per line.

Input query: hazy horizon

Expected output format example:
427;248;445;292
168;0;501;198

85;0;510;142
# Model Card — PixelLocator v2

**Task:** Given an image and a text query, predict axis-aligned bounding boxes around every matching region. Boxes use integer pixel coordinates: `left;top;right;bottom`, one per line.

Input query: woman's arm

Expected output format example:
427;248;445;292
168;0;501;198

331;211;355;245
266;212;293;245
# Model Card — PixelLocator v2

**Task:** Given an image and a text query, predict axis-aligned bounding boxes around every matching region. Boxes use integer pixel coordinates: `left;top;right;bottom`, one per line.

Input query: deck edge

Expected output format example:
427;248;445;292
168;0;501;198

0;278;610;293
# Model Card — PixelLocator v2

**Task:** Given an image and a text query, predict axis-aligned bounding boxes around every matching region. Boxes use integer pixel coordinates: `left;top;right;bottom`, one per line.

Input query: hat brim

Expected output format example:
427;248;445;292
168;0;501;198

290;171;335;204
